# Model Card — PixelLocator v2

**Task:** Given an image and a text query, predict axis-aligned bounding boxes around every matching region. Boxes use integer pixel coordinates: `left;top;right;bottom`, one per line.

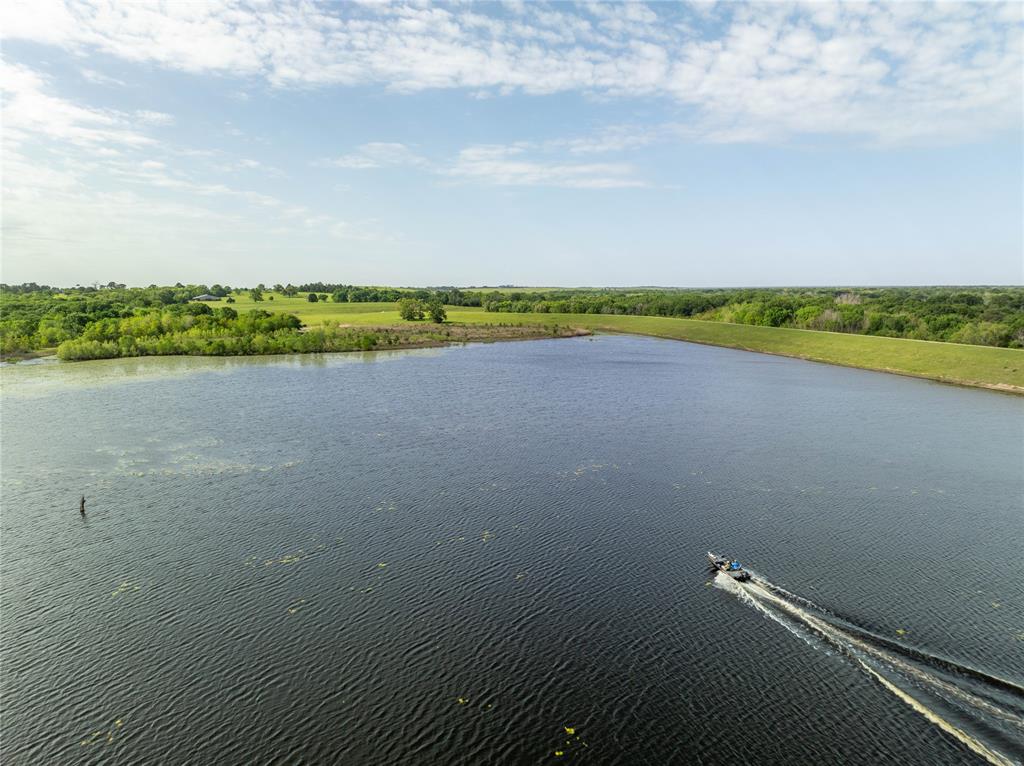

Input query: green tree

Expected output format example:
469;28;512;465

307;292;319;303
428;299;447;323
398;297;424;321
249;287;264;302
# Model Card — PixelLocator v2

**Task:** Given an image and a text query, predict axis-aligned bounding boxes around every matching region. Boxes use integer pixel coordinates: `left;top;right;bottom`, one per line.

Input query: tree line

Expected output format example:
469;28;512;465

0;282;462;357
479;287;1024;348
3;283;1022;354
48;304;569;361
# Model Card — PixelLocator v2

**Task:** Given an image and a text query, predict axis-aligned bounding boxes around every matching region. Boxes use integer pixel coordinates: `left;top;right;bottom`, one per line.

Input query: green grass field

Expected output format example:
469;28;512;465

223;294;1024;393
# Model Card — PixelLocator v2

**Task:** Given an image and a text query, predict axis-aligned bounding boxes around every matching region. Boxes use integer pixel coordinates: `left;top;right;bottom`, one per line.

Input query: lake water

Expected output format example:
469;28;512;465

2;335;1022;764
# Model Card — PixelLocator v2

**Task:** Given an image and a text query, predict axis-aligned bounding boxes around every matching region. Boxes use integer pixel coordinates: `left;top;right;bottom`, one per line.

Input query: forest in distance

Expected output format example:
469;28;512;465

476;286;1024;348
2;283;1023;357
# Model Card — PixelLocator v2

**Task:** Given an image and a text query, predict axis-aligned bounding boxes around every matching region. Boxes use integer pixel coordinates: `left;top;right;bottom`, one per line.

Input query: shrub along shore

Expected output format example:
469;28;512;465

52;313;588;361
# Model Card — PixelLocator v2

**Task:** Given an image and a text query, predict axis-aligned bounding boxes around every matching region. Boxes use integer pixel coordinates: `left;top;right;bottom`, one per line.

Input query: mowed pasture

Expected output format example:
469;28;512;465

227;295;398;324
220;294;1024;392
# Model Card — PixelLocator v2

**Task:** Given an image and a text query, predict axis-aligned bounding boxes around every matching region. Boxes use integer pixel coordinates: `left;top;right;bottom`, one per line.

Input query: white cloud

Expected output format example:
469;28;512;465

0;60;155;148
446;144;646;189
553;125;662;154
81;68;126;87
135;110;175;126
2;140;383;281
1;1;1020;144
317;139;648;188
320;142;429;169
0;60;383;281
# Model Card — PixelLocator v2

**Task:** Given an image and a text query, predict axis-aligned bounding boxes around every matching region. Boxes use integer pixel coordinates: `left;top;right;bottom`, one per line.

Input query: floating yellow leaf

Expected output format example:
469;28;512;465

564;727;575;735
895;628;907;637
554;751;564;757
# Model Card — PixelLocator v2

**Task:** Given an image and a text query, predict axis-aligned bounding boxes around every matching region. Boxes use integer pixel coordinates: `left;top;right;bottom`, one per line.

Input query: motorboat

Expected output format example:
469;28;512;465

708;551;751;582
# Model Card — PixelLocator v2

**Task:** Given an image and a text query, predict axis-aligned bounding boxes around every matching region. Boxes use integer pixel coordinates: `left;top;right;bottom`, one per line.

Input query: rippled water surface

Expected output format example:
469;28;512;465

2;336;1022;764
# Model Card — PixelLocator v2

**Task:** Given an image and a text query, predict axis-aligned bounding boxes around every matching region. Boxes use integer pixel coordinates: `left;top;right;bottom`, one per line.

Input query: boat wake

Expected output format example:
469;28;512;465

714;571;1024;766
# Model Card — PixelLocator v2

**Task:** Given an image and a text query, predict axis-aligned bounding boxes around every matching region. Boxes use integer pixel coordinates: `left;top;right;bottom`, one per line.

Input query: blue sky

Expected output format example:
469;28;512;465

1;1;1021;287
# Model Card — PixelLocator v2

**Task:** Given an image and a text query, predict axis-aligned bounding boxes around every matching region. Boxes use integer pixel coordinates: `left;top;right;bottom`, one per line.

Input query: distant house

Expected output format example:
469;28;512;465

192;294;220;301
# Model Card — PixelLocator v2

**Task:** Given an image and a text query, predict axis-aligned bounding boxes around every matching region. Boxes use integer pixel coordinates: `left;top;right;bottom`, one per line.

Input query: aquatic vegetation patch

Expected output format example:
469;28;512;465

454;696;495;712
244;539;331;569
436;535;468;546
261;545;326;568
79;718;123;746
550;724;587;758
111;581;141;597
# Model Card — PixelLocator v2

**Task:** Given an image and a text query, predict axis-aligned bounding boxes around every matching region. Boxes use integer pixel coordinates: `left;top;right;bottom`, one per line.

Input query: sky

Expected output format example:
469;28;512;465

1;1;1022;288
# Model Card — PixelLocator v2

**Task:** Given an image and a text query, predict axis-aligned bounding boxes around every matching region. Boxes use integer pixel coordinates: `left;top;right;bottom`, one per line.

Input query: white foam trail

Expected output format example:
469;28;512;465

854;657;1017;766
714;573;819;649
715;572;1020;766
744;580;1024;730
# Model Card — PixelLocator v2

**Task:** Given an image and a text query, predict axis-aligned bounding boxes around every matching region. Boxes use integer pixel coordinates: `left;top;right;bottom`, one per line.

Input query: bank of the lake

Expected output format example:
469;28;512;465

26;290;1023;392
0;347;58;363
222;296;1024;394
52;323;589;362
524;313;1024;396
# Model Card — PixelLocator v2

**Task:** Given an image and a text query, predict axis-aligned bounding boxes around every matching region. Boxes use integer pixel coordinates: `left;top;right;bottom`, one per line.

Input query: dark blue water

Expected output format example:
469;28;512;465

2;336;1022;764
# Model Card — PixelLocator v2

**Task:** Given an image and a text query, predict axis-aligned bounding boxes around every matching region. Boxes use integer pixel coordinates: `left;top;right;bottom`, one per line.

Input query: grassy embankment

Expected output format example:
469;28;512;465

228;294;1024;393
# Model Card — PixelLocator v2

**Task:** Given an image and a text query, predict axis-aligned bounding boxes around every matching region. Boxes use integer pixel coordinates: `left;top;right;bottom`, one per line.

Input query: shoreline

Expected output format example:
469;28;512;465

0;347;57;364
594;328;1024;396
4;325;591;365
4;319;1020;396
462;311;1024;397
